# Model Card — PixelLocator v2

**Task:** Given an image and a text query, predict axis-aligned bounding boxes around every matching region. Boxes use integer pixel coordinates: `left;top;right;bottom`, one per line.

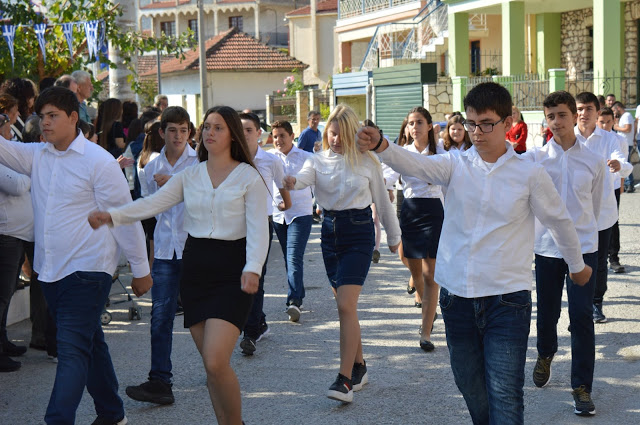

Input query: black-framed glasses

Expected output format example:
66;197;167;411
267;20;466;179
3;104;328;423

463;117;506;133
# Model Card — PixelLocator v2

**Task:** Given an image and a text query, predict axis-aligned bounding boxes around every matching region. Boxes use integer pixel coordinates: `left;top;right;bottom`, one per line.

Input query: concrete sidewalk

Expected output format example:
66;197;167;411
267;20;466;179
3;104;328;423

2;194;640;424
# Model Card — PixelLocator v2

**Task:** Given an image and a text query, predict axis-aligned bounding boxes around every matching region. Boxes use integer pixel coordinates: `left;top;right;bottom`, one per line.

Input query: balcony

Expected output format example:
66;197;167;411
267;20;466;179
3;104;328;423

338;0;421;20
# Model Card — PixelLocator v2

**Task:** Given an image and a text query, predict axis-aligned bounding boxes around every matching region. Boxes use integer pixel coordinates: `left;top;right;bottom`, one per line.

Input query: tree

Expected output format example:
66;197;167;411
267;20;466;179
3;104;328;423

0;0;194;96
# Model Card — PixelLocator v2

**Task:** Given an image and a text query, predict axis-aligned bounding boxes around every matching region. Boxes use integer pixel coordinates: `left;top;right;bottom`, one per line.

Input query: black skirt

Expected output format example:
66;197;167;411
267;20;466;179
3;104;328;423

400;198;444;259
180;236;253;331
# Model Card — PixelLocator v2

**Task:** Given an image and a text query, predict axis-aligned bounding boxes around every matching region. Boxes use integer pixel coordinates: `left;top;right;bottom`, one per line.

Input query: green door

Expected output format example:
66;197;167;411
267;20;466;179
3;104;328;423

375;83;423;140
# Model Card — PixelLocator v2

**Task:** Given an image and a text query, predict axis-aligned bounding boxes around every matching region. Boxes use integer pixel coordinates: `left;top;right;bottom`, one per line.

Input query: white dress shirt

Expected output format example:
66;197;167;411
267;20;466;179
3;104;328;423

0;162;33;242
575;126;632;229
294;149;401;246
272;146;313;225
382;162;399;191
378;142;585;298
0;134;150;282
142;145;198;260
401;142;446;200
254;147;285;215
109;161;269;276
138;151;161;198
522;138;604;257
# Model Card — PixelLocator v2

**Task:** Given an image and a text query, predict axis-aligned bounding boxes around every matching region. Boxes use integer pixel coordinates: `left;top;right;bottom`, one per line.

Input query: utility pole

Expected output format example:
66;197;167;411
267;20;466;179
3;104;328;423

198;0;209;111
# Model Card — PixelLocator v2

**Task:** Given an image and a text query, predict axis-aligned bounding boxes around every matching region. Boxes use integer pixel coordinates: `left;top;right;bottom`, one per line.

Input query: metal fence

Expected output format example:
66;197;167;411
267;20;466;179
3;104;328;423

339;0;418;19
466;74;550;111
566;71;638;107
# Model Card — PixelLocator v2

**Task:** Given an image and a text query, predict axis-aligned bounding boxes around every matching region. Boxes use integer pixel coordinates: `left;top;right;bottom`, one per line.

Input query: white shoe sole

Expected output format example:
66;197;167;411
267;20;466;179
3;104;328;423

327;389;353;403
574;405;596;416
534;366;551;388
352;371;368;392
286;305;301;322
256;326;270;342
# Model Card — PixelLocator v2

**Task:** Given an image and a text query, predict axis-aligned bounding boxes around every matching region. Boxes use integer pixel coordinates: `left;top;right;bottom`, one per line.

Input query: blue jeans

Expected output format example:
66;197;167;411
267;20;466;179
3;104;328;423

321;207;374;288
625;147;635;189
535;252;597;391
41;272;123;425
440;287;532;425
273;215;312;306
243;219;273;339
149;256;183;384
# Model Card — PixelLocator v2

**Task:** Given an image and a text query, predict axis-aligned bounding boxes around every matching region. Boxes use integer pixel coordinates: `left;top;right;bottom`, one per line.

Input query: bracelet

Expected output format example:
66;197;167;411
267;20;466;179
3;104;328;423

369;129;384;152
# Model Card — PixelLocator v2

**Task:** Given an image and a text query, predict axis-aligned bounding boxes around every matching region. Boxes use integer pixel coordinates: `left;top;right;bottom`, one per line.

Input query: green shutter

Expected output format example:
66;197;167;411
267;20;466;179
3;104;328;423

374;84;423;139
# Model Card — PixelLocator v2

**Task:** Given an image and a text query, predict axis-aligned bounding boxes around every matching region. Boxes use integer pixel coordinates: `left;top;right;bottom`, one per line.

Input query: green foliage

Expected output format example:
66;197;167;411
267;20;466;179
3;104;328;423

0;0;194;95
283;72;304;96
138;79;158;107
319;103;331;120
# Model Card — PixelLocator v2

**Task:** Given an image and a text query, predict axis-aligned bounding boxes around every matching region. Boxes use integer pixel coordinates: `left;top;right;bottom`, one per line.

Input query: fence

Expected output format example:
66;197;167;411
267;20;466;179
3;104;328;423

338;0;418;19
566;71;638;107
271;94;297;123
266;89;335;132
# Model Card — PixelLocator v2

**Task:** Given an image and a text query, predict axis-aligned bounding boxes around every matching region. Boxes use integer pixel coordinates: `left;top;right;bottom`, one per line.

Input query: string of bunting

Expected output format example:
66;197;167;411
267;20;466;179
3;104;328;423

1;19;106;67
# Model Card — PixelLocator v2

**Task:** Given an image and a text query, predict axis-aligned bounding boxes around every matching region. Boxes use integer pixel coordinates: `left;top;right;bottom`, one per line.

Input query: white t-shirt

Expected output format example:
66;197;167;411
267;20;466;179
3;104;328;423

618;112;635;146
635;105;640;141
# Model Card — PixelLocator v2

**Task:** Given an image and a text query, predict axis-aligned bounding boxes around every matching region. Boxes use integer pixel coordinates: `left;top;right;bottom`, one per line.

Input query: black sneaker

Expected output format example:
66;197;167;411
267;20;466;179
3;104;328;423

327;373;353;403
593;303;607;323
420;340;435;352
0;355;21;372
2;341;27;357
240;337;256;356
91;416;128;425
351;361;368;391
126;379;175;405
256;322;270;342
533;354;553;388
572;385;596;416
611;262;626;273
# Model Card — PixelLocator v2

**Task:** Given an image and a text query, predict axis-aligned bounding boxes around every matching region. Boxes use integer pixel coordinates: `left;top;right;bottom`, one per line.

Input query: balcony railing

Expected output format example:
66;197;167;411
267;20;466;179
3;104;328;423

338;0;420;20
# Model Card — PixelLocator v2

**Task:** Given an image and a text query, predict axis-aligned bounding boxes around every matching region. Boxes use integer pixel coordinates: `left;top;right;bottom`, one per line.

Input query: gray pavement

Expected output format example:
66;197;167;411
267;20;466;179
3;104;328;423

2;193;640;424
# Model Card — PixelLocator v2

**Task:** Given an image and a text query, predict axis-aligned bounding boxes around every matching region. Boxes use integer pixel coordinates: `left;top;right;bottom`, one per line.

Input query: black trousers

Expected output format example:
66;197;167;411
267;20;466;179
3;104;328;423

609;188;621;263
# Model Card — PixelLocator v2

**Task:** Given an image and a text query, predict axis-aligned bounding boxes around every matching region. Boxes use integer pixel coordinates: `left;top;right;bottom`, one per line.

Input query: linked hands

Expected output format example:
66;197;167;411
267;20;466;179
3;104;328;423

607;159;621;173
241;272;259;294
356;126;386;153
283;176;296;191
569;264;592;286
88;211;113;229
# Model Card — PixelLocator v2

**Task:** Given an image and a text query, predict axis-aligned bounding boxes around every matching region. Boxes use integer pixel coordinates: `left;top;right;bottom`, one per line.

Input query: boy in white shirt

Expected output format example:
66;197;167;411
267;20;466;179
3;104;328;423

356;82;591;425
271;121;313;322
612;101;635;192
238;113;291;354
0;86;151;425
125;107;198;406
598;107;629;274
525;91;604;416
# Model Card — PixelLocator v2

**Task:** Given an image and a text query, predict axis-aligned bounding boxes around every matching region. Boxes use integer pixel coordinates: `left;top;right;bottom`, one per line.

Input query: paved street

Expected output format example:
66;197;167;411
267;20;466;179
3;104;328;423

2;192;640;425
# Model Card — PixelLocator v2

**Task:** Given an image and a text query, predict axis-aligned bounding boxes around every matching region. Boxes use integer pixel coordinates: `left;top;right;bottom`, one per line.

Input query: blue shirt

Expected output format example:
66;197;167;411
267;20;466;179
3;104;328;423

297;127;321;153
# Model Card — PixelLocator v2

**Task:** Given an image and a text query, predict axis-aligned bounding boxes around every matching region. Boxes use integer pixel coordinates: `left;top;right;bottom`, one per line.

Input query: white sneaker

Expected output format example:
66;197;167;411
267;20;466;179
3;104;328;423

286;305;301;322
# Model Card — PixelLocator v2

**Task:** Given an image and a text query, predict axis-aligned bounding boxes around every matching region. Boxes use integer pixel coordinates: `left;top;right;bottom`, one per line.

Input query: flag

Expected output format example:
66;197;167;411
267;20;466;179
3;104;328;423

84;19;99;60
34;23;47;63
2;25;17;67
62;22;74;57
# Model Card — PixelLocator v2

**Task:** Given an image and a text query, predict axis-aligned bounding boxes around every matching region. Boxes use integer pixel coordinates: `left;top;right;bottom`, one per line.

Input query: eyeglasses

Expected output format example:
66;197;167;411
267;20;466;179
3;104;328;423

463;117;506;134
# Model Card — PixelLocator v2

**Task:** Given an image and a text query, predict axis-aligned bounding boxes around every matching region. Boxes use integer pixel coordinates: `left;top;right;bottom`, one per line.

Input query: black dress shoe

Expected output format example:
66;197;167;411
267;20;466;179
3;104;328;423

2;341;27;356
407;284;416;295
0;354;21;372
29;342;47;351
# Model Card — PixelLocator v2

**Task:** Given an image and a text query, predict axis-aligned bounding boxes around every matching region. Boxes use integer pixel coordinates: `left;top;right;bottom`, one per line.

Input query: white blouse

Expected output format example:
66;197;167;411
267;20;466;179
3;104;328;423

293;149;401;247
0;162;34;242
400;142;446;199
109;161;269;275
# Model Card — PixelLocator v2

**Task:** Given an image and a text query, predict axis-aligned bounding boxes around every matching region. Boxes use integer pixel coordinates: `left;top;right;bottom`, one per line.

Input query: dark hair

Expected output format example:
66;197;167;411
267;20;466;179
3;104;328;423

139;121;165;169
612;101;625;109
239;112;261;130
597;95;606;106
78;120;96;140
543;91;577;115
307;110;320;119
575;92;600;109
34;86;80;117
397;118;411;146
271;120;294;136
598;107;614;117
140;109;161;128
23;115;42;143
0;93;18;114
197;106;256;168
443;114;472;151
0;78;36;119
160;106;190;131
406;106;437;155
126;118;143;144
39;77;57;92
98;98;123;150
122;101;139;129
606;94;616;99
464;82;512;119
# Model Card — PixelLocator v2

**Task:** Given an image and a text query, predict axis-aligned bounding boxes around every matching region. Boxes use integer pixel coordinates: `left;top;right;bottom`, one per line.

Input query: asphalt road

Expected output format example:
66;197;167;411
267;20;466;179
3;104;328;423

2;192;640;424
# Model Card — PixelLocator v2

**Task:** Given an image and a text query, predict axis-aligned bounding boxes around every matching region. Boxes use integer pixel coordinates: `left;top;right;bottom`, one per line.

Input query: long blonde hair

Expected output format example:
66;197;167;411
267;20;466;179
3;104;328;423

322;104;378;169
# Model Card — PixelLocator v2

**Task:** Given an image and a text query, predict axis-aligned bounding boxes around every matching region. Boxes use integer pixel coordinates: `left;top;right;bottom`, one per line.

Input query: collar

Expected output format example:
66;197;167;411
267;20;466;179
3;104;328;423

547;136;584;156
159;143;197;164
574;125;603;141
275;145;302;158
45;131;86;155
465;143;518;172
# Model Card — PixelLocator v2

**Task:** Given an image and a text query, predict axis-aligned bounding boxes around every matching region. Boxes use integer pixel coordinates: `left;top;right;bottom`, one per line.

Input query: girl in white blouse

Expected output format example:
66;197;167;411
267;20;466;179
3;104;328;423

89;106;269;425
284;104;401;403
396;107;445;353
441;113;472;152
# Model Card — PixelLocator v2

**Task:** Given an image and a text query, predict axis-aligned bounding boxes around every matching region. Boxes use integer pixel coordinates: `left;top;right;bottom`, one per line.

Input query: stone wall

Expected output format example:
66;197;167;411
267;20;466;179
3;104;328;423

625;1;640;106
560;8;592;79
424;77;454;122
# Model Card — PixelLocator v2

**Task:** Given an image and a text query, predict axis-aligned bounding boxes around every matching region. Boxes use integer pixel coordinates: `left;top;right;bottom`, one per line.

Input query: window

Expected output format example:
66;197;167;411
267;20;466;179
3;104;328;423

160;21;175;37
585;26;593;72
188;19;198;34
229;16;243;32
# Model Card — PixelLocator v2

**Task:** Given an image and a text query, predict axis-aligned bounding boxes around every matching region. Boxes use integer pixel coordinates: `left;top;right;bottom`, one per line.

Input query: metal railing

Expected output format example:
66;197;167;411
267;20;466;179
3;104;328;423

339;0;419;19
566;70;639;107
272;94;297;123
